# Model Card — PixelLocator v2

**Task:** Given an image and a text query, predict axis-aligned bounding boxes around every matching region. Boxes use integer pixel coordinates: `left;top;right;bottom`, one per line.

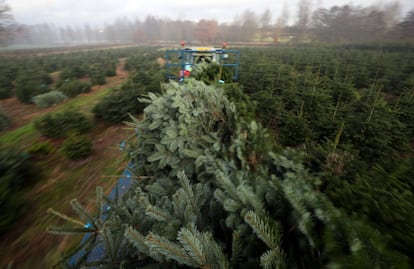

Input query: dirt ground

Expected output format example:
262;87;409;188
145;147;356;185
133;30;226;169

0;58;132;268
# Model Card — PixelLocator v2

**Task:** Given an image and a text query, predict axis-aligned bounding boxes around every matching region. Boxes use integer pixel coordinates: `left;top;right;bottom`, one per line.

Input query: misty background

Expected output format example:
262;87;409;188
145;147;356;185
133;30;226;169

1;0;414;46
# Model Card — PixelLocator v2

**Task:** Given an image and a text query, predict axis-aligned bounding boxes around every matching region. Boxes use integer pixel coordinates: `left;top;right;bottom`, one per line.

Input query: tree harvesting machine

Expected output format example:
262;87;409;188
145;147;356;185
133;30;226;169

165;41;240;83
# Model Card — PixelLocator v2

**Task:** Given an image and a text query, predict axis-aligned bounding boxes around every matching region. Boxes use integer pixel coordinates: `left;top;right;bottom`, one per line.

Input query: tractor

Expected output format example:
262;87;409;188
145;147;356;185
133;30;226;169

165;41;240;83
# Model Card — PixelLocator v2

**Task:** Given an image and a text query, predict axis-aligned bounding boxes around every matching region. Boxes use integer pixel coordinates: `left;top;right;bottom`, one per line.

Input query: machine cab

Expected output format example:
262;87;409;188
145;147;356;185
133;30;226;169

165;42;240;82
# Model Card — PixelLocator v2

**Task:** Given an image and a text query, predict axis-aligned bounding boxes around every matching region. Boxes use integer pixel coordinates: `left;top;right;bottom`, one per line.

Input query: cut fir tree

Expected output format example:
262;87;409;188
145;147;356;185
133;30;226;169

48;79;410;269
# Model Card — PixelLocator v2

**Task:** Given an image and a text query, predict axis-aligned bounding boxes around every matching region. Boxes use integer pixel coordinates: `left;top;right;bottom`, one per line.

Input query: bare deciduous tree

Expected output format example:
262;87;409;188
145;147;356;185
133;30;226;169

396;9;414;40
274;1;290;42
260;9;272;41
0;0;15;46
295;0;311;41
241;9;258;41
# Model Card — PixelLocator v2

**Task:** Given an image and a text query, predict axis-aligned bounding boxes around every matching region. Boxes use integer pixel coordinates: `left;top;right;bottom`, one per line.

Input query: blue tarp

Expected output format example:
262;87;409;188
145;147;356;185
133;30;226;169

68;162;134;267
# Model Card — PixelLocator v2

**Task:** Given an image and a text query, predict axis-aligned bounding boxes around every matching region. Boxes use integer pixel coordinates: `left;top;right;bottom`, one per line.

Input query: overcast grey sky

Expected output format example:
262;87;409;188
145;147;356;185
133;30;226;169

8;0;414;27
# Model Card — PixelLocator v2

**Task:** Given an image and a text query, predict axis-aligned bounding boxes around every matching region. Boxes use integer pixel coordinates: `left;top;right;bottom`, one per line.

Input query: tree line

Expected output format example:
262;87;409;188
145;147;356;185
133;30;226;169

2;1;414;46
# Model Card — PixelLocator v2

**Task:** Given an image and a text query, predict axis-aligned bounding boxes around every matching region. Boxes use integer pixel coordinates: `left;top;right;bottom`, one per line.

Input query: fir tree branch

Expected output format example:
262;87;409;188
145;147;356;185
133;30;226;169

223;198;242;212
177;226;206;267
260;249;282;269
70;199;98;229
177;171;199;214
47;208;85;227
244;211;281;250
52;231;97;268
281;180;316;247
101;225;117;261
145;232;197;267
124;226;151;257
215;170;242;203
244;210;285;268
230;230;242;268
46;226;94;235
96;186;103;220
237;184;265;214
200;231;229;269
145;204;174;223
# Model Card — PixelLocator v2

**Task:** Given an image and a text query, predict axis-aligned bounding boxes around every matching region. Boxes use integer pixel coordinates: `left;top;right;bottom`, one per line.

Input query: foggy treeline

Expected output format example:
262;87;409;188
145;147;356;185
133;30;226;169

8;1;414;46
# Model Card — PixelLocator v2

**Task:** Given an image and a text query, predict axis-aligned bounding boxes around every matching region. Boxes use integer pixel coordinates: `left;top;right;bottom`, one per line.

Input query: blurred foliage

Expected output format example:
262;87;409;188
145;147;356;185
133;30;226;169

92;49;165;124
89;65;106;86
15;69;52;104
237;46;414;264
28;141;55;156
62;134;93;160
0;74;13;99
34;110;93;138
0;147;41;234
93;85;147;124
57;80;91;97
59;65;88;80
0;46;149;104
0;109;9;131
222;83;256;121
32;90;67;108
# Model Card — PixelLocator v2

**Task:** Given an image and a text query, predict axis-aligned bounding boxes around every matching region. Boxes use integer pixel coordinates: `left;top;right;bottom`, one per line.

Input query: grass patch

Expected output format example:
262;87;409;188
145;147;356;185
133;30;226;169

62;86;120;116
0;123;38;146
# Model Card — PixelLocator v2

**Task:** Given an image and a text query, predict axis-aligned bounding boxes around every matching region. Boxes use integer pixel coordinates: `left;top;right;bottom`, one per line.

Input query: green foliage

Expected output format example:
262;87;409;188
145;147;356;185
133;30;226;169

342;91;409;164
59;68;76;81
0;147;41;192
0;147;41;234
57;80;91;97
28;141;55;156
128;79;237;177
0;62;19;82
279;114;313;146
32;90;67;108
0;177;25;235
90;73;106;85
129;64;164;94
15;69;52;103
59;65;88;80
0;74;13;99
89;64;107;86
104;62;117;77
330;165;414;259
0;109;10;131
190;62;233;84
93;84;147;124
0;86;12;99
124;48;163;71
395;89;414;136
191;62;220;84
223;83;256;121
62;134;93;160
239;48;413;268
50;80;410;268
34;110;93;138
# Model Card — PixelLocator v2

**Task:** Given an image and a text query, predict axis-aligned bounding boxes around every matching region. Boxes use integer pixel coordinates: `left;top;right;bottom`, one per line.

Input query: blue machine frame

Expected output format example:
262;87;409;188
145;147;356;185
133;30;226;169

165;47;240;82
